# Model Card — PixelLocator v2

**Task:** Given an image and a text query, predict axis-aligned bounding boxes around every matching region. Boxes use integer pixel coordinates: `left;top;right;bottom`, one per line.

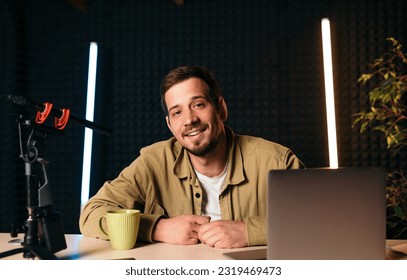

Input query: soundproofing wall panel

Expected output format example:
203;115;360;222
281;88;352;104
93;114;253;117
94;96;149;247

1;0;406;237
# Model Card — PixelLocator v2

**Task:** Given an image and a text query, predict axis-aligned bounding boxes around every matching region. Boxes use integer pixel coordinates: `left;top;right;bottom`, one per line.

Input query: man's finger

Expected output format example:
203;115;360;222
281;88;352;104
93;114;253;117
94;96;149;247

193;215;211;224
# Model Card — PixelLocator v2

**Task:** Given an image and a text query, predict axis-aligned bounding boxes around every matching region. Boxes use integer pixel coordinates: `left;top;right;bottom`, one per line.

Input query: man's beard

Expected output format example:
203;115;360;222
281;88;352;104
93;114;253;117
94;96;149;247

184;137;219;157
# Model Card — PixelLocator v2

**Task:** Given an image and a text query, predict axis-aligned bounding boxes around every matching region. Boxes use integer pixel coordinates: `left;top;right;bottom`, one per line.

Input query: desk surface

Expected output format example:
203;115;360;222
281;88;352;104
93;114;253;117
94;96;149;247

0;233;266;260
0;233;406;260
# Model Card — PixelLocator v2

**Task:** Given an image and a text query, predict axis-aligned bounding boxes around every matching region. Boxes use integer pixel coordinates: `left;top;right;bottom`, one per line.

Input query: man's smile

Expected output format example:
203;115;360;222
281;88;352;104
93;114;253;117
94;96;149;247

183;127;206;137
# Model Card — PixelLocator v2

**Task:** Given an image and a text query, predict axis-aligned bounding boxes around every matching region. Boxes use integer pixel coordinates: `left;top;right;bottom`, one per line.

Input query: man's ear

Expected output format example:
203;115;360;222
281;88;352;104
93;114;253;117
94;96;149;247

166;116;173;134
218;97;228;121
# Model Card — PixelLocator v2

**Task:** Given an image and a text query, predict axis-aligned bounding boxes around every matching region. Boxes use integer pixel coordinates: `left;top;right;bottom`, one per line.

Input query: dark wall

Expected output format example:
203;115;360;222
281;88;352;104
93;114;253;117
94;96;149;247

1;0;406;235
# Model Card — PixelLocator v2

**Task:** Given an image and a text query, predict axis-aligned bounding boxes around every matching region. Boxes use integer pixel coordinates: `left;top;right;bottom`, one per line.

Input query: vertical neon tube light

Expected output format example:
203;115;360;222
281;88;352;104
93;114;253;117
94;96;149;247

321;18;339;168
81;42;98;206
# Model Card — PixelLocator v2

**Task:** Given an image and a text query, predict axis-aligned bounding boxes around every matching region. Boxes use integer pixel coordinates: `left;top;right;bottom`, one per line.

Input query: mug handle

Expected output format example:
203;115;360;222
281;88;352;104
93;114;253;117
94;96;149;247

98;215;109;239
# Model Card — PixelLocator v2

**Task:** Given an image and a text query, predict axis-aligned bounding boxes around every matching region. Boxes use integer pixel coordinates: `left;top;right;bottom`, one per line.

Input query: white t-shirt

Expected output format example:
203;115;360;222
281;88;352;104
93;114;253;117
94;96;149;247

195;164;227;221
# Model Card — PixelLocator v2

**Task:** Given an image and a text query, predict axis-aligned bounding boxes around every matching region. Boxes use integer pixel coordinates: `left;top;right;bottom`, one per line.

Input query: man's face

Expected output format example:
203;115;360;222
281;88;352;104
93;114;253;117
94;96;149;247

165;78;226;157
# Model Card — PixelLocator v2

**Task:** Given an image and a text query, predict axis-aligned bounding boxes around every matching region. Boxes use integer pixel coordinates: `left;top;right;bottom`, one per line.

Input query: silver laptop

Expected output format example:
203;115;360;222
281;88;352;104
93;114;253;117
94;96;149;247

222;167;386;260
267;167;386;260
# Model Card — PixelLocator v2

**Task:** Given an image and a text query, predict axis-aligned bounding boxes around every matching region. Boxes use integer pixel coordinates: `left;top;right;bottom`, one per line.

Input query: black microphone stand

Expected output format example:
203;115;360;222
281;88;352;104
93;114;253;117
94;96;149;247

0;116;67;260
0;95;111;260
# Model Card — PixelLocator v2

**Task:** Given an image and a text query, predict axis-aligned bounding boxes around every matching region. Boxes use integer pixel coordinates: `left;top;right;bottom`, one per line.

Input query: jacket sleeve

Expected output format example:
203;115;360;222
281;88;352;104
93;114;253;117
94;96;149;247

245;216;267;246
79;196;164;243
244;149;304;246
79;157;166;243
285;149;306;169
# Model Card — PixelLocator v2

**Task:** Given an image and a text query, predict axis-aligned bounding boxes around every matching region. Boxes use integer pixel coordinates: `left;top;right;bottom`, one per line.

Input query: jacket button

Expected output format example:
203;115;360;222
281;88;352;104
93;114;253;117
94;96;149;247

195;193;201;199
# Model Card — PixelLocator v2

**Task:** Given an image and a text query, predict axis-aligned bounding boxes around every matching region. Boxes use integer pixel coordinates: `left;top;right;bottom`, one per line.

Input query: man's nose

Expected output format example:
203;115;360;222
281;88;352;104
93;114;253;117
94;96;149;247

184;109;199;125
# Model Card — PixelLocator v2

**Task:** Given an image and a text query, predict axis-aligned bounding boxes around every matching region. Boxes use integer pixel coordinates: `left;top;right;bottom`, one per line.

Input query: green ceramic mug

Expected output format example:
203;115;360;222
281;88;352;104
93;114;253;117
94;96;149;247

98;209;140;250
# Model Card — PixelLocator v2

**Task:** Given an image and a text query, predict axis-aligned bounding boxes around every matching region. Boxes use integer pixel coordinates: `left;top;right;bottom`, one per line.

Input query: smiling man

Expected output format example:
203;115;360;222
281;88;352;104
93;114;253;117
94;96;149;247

79;66;304;248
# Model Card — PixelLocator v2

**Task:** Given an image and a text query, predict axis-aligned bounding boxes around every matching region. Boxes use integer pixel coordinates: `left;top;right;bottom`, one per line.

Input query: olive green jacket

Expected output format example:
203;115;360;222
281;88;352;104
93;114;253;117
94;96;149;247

79;128;304;246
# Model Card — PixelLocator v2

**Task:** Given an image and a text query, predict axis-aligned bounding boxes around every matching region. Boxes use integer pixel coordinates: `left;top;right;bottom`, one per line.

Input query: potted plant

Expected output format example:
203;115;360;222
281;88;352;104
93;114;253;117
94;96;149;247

353;37;407;239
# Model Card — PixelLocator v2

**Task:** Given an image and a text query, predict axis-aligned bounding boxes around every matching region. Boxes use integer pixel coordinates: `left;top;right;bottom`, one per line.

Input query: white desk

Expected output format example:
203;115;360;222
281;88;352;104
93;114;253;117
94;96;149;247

0;233;406;260
0;233;266;260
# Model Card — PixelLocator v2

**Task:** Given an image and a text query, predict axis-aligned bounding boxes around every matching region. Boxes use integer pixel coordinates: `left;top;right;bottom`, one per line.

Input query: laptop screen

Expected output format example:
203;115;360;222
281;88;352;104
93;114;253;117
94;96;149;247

267;167;386;260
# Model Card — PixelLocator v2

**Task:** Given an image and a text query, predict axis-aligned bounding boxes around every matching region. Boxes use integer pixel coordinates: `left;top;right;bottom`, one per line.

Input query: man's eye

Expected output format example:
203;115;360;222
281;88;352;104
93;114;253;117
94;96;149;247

172;110;181;116
194;103;204;108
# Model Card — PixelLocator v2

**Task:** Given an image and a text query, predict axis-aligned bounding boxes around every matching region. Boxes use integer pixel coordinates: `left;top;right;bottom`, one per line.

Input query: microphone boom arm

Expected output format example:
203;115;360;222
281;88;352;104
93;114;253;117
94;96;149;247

6;94;112;136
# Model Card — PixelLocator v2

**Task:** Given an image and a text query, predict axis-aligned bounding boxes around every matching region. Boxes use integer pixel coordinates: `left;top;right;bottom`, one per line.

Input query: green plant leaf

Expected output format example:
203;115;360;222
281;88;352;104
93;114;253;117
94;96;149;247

394;205;406;219
358;74;372;83
354;37;407;238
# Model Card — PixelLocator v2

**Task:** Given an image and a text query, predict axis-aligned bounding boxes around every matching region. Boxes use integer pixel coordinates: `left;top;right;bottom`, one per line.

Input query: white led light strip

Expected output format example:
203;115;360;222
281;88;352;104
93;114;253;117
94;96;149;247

81;42;98;207
321;18;339;168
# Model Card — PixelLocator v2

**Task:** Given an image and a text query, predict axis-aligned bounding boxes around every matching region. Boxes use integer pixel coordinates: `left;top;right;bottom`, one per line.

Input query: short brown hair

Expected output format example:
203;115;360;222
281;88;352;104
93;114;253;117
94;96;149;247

160;66;222;115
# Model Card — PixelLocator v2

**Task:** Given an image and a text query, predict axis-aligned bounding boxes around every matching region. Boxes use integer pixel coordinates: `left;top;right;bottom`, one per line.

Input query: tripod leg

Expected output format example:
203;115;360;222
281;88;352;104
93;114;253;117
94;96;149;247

0;248;26;259
0;246;58;260
25;244;58;260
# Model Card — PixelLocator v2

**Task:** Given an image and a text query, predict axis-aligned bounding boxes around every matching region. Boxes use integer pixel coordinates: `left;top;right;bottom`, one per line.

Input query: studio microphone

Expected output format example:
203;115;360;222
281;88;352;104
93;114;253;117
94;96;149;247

5;94;112;136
